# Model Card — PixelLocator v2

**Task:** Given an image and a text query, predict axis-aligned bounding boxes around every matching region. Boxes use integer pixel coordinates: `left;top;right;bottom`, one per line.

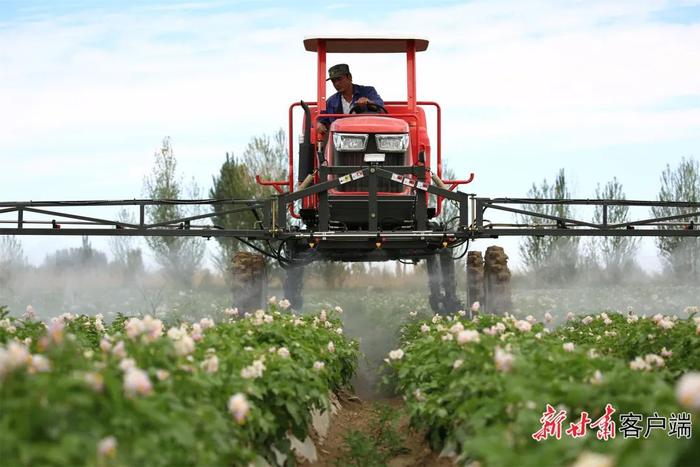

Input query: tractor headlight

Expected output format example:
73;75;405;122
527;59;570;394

333;133;368;152
375;134;409;152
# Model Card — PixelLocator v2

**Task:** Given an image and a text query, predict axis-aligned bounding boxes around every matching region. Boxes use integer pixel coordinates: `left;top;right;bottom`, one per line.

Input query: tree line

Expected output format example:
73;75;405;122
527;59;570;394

0;134;697;289
518;158;699;285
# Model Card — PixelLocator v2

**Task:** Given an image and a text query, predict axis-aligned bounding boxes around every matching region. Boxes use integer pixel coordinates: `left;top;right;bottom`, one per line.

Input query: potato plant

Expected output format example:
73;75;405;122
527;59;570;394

0;303;358;466
388;309;700;466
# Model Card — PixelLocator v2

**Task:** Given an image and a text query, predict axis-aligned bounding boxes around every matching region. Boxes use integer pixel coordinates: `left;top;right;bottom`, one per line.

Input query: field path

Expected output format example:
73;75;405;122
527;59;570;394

300;391;455;466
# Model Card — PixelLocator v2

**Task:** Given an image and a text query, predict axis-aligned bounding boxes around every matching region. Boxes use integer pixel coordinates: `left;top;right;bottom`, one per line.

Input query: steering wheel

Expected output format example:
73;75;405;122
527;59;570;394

349;102;388;114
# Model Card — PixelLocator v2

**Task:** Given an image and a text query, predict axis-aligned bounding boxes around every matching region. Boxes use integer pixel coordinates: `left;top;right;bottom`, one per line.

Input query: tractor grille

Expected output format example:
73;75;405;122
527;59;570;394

335;152;406;192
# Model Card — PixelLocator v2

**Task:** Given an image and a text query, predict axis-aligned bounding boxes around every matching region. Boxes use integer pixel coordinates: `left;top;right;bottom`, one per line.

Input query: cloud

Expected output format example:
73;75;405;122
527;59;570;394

1;0;699;270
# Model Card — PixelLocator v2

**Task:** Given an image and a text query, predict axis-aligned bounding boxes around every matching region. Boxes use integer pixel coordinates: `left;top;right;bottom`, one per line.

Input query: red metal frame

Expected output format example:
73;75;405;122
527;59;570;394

256;38;476;222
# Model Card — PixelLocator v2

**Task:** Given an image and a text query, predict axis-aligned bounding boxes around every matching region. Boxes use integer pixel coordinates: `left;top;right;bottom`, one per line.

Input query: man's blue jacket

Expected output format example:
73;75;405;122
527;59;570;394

318;84;384;127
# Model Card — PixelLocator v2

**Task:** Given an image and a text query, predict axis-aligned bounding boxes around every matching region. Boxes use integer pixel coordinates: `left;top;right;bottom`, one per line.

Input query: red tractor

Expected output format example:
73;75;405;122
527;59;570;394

257;37;474;311
2;36;697;314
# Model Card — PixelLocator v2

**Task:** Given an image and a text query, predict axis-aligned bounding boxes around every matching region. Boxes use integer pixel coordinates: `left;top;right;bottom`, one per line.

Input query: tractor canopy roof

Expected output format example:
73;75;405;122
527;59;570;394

303;36;429;53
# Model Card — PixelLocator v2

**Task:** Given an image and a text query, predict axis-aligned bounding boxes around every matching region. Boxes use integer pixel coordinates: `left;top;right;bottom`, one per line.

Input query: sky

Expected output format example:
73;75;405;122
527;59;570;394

1;0;699;271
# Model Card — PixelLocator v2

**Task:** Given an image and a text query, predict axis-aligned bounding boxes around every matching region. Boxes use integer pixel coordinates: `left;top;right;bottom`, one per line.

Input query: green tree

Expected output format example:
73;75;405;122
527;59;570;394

517;169;580;284
210;129;290;274
143;137;205;286
108;208;144;277
209;152;258;273
651;157;700;281
590;177;640;283
0;236;27;289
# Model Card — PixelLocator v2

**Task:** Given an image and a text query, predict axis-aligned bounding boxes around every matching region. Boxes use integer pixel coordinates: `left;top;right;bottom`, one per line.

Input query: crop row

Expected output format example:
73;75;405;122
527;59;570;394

388;308;700;467
0;302;358;466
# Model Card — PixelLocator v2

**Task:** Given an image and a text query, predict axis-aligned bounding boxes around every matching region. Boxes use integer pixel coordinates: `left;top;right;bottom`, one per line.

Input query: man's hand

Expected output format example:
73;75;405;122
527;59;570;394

317;122;328;138
356;97;372;105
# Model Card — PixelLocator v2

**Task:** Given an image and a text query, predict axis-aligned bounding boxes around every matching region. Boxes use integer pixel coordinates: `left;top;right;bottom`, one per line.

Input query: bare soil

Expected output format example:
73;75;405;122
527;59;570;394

300;391;455;467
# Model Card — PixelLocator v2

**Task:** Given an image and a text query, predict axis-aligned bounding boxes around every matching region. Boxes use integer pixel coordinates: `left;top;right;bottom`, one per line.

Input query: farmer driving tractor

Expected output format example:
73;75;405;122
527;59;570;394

316;63;385;139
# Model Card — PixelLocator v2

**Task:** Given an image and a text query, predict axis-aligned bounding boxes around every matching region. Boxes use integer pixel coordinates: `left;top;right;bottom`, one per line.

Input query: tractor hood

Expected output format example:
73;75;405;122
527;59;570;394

331;116;408;134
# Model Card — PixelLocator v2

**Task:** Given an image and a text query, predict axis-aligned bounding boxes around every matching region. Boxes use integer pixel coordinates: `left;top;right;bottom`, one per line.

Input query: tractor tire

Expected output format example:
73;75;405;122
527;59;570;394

439;248;462;314
426;254;443;314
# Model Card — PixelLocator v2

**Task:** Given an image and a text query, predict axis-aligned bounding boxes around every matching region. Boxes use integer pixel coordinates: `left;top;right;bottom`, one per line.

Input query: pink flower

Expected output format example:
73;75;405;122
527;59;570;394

420;324;430;333
279;299;291;310
84;372;104;392
660;347;673;358
494;347;514;373
123;367;152;397
277;347;290;359
514;320;531;332
676;372;700;410
470;301;480;313
563;342;575;352
457;330;480;345
201;355;219;373
228;393;251;424
313;361;325;371
544;312;553;323
97;436;117;458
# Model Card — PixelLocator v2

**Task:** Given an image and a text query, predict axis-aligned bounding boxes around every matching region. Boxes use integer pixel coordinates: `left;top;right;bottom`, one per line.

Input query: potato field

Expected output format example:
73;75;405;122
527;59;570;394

1;289;699;466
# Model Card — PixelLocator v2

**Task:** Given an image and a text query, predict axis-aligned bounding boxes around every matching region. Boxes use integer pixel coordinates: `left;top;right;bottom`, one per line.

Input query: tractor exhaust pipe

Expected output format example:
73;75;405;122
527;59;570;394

431;172;449;190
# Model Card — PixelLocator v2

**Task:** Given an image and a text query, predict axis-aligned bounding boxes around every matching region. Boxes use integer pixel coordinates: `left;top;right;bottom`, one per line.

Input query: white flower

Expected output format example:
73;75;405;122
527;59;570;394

676;372;700;410
334;306;343;314
277;347;290;359
111;341;126;359
228;393;251;424
156;369;170;381
457;329;480;345
29;354;51;373
173;335;195;356
0;341;31;378
327;341;335;353
470;302;480;313
571;451;614;467
23;305;37;321
268;296;277;305
431;315;442;324
199;318;215;330
336;327;343;335
201;355;219;373
684;306;699;315
449;322;464;334
389;349;404;360
563;342;575;352
313;361;325;371
657;318;675;330
224;307;239;317
514;320;531;332
534;332;542;339
413;388;425;401
190;324;204;342
457;310;466;317
660;347;673;358
84;372;104;392
97;436;117;458
644;353;665;368
651;313;664;323
544;312;553;323
494;347;514;373
124;318;145;340
526;315;536;324
566;312;575;321
582;316;593;325
279;299;291;310
441;333;453;341
123;367;153;397
420;324;430;333
452;359;463;369
119;358;136;371
319;310;327;322
409;311;418;317
629;356;650;371
590;370;603;386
